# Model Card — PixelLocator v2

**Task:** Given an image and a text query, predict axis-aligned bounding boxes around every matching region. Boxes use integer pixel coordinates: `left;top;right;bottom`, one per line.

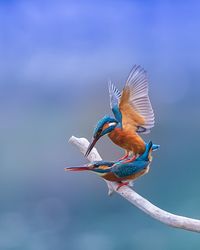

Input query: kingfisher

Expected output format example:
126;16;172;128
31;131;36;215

85;65;156;162
65;141;154;190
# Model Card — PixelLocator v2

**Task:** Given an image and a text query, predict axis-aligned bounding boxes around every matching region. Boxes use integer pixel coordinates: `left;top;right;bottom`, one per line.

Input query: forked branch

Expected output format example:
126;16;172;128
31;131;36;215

69;136;200;233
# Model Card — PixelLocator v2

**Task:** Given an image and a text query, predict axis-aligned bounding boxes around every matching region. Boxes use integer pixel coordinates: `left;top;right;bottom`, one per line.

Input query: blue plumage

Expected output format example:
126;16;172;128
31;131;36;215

92;161;115;167
93;115;118;138
111;105;123;127
85;65;158;159
66;141;156;189
111;161;149;178
110;141;153;178
91;141;153;178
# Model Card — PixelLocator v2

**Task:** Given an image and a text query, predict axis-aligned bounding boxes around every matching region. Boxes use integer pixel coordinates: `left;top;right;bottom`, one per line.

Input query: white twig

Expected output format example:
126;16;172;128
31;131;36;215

69;136;200;233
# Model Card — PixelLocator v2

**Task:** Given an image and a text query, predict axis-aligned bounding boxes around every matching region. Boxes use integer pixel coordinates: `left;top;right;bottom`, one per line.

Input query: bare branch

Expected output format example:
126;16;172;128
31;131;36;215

69;136;200;233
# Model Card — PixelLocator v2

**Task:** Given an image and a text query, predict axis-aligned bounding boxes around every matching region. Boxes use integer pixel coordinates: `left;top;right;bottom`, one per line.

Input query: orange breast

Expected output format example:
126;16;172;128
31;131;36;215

108;127;145;154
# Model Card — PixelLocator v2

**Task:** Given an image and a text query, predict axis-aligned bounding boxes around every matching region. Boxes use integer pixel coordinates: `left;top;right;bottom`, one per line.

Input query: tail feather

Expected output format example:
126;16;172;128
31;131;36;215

140;141;153;161
152;144;160;151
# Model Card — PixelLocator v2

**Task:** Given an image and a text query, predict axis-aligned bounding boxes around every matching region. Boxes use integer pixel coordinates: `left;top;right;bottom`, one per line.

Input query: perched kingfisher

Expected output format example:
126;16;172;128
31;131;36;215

85;65;156;162
65;141;154;190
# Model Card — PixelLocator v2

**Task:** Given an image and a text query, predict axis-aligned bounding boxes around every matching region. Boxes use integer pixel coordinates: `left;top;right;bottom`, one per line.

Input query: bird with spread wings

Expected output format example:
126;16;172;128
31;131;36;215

85;65;157;162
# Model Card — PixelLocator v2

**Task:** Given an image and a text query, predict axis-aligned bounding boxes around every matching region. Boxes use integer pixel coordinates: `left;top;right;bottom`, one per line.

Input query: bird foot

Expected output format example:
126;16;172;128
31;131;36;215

123;155;137;163
128;181;134;187
116;182;129;191
118;153;129;162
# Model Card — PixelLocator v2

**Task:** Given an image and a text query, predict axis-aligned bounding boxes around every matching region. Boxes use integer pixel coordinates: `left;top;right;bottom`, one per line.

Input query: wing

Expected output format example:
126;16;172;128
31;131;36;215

119;65;155;134
112;161;148;178
108;81;122;123
108;81;121;109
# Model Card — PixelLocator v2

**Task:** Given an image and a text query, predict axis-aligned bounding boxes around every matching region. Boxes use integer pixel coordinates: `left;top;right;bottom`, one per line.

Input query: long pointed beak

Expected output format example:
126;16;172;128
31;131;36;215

64;164;90;172
85;136;100;157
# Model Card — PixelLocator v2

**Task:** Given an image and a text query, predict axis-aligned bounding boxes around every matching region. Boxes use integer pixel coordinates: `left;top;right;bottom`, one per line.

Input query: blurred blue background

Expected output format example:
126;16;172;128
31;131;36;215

1;0;200;249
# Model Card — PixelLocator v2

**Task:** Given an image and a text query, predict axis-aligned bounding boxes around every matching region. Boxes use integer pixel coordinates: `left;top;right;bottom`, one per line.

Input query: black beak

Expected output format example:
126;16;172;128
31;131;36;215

85;136;100;157
64;164;90;171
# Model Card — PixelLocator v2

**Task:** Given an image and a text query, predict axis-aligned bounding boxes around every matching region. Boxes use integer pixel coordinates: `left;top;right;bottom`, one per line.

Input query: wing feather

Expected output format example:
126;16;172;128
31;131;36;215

108;81;121;109
112;161;147;178
119;65;155;133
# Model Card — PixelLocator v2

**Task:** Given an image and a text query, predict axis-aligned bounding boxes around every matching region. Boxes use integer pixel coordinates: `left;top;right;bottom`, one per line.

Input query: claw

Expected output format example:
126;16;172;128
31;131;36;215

123;155;137;163
116;182;129;191
128;181;134;187
118;153;129;162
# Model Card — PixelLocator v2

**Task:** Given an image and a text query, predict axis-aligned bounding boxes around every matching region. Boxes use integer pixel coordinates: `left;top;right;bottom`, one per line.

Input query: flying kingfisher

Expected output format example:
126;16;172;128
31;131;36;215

85;65;156;162
65;141;154;190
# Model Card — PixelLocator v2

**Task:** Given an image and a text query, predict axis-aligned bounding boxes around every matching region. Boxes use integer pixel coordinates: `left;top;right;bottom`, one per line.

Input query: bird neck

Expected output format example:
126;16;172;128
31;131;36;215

112;105;122;127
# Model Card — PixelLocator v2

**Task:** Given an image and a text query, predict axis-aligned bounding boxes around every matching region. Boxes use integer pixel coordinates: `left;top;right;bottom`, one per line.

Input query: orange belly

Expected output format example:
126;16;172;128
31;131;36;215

102;167;149;182
108;127;145;154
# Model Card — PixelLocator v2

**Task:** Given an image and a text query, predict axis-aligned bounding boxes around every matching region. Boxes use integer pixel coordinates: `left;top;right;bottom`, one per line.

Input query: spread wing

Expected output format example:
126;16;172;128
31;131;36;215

119;65;155;134
108;81;122;123
108;81;121;109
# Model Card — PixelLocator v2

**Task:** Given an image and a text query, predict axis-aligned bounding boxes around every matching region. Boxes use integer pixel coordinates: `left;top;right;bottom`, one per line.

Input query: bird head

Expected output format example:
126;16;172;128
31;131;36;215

64;161;114;173
85;115;118;157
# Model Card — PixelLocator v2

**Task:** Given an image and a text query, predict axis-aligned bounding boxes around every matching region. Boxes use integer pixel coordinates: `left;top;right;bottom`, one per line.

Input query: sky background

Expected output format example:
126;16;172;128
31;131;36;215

1;0;200;249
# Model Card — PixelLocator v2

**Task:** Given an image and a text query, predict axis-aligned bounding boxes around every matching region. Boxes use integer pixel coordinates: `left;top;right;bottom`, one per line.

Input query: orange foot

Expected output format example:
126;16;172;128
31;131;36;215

118;153;129;162
116;182;129;191
123;155;137;163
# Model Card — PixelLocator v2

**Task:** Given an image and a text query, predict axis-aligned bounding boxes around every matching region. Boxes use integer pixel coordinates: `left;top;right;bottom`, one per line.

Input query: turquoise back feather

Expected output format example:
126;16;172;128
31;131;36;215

111;160;149;178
